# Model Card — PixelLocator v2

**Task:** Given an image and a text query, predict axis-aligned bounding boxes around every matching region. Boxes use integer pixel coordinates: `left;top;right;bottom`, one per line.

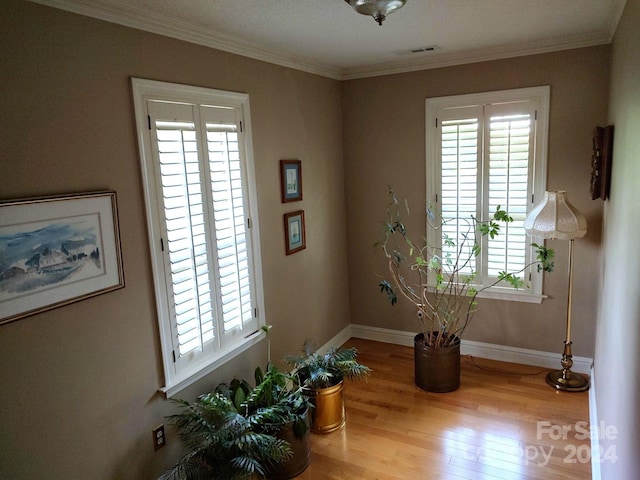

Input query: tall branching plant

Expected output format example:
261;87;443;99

377;188;555;349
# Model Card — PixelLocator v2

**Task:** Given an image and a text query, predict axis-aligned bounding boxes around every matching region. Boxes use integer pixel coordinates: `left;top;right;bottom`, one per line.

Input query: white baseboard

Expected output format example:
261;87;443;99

346;323;598;479
589;366;602;480
349;324;593;374
319;324;354;354
350;324;415;347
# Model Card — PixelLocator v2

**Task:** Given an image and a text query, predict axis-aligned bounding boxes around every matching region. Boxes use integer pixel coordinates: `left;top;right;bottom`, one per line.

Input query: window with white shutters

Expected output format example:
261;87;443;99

132;79;264;395
426;87;550;302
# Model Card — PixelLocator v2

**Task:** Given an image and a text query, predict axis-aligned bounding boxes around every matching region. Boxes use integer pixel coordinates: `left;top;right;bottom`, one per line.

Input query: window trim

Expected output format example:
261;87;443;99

425;86;550;303
132;78;266;397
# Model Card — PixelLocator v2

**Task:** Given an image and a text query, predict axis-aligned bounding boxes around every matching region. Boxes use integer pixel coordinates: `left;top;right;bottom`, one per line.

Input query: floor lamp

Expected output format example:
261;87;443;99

524;191;590;392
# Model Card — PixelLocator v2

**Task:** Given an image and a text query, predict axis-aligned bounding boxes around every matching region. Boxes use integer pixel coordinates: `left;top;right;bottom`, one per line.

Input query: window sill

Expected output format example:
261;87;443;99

159;330;266;398
428;286;547;304
474;288;546;304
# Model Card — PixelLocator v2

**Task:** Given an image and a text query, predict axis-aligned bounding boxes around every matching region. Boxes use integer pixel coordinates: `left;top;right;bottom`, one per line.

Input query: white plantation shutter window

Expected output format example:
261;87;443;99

426;87;549;302
440;116;480;276
133;79;264;395
153;110;216;362
485;105;534;280
204;119;252;337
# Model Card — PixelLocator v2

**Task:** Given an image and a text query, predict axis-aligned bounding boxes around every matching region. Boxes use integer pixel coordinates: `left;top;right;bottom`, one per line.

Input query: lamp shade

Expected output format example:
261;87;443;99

524;191;587;240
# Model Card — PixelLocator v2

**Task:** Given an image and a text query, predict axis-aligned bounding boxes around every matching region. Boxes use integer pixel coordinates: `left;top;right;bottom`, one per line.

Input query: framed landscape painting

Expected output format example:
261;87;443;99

0;191;124;325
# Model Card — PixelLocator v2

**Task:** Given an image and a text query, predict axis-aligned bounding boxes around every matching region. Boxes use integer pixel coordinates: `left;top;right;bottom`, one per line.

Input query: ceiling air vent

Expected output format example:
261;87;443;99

410;45;440;53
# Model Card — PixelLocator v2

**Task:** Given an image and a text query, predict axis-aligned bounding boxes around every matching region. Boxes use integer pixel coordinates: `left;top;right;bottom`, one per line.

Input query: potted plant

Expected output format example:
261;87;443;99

285;340;371;433
217;365;313;480
377;188;554;392
161;327;312;480
159;389;292;480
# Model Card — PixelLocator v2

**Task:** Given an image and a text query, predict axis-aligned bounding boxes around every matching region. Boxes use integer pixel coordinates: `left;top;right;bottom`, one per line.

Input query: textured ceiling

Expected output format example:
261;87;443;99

31;0;627;79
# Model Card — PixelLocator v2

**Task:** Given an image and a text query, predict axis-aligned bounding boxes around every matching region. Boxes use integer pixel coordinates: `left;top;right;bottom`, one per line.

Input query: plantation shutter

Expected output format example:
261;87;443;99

147;100;257;373
427;87;549;300
484;102;535;280
434;101;537;286
202;108;255;342
438;106;482;276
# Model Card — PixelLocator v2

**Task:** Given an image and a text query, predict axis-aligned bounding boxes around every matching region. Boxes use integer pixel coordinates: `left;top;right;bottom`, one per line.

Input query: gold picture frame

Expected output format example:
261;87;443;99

0;191;124;325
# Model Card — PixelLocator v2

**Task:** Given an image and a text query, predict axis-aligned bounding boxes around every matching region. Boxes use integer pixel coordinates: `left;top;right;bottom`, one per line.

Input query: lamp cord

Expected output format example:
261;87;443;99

463;354;550;376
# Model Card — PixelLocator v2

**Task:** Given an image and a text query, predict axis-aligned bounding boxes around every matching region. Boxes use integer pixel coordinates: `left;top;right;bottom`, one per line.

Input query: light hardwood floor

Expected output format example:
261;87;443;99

296;338;591;480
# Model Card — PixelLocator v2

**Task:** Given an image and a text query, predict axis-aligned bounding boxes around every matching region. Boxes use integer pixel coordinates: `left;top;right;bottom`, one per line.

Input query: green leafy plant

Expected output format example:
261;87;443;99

377;188;555;349
159;391;292;480
161;327;311;480
216;365;312;440
284;340;372;390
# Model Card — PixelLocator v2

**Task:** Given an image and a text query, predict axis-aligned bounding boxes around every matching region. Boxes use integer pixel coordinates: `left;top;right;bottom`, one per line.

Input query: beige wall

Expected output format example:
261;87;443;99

342;46;610;357
0;1;349;478
596;0;640;477
2;0;630;478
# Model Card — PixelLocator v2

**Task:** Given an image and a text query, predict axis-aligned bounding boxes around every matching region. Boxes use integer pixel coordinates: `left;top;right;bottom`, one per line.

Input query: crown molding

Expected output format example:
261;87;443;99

341;32;612;80
29;0;621;82
28;0;343;80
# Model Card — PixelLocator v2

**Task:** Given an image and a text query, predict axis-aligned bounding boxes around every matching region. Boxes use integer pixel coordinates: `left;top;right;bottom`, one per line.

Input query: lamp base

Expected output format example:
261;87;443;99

546;369;590;392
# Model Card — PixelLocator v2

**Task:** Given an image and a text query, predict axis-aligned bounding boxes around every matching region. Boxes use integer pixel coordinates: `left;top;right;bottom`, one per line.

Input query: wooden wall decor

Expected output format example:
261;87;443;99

590;125;614;200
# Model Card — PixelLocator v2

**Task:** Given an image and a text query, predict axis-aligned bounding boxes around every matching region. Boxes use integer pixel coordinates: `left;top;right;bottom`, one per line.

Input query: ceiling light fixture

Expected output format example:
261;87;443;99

344;0;407;26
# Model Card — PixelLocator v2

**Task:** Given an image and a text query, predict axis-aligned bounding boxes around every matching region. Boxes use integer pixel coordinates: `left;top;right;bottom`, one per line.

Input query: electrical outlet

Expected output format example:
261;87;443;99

153;424;166;451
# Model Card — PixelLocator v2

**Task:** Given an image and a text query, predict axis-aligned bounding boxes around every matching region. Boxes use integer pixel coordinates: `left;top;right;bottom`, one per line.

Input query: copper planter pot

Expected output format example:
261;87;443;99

266;409;311;479
414;333;461;393
304;380;345;433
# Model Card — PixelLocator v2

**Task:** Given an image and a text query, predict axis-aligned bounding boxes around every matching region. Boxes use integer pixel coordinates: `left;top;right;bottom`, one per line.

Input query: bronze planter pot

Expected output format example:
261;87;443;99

266;409;311;480
414;333;461;393
304;380;345;433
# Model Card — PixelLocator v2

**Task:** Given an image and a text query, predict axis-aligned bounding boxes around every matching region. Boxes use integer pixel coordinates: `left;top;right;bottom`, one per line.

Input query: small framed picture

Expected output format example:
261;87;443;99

284;210;306;255
280;159;302;203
